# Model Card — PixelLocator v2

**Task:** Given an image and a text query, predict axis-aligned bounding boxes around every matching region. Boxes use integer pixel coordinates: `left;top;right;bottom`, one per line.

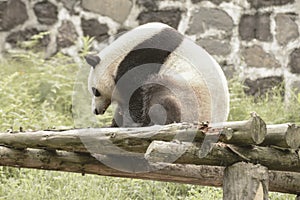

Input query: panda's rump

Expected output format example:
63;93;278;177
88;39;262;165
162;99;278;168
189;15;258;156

158;55;212;123
141;74;210;125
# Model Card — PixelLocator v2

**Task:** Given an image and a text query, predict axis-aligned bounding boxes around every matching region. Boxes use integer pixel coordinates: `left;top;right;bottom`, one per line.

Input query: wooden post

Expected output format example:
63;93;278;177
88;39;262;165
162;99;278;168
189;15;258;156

223;162;268;200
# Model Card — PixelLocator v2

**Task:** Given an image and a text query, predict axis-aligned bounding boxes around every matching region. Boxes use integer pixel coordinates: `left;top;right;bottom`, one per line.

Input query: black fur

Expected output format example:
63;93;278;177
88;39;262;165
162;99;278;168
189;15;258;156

114;28;183;84
85;55;100;68
141;75;185;126
112;28;183;127
92;87;101;97
141;81;181;126
113;75;184;127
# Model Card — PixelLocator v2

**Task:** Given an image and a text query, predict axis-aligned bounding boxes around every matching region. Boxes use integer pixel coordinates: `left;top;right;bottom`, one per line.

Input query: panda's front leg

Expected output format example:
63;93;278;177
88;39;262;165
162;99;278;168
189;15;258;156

111;105;123;127
111;105;143;127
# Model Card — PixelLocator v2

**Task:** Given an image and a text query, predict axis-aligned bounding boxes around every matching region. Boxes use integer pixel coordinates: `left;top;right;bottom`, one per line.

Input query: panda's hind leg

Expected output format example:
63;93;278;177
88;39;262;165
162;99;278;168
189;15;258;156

148;95;181;125
142;81;181;126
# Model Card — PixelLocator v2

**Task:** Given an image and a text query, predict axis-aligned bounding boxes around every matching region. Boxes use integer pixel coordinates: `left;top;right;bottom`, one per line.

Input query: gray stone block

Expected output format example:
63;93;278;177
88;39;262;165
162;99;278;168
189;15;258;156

59;0;79;14
136;0;158;10
81;18;109;42
244;76;284;98
191;0;230;5
187;8;233;35
137;9;182;29
220;63;236;79
275;13;299;46
34;1;58;25
197;38;231;56
239;15;256;41
248;0;295;8
239;13;272;41
256;13;272;41
0;0;28;31
241;45;280;68
6;28;50;49
82;0;132;23
289;48;300;74
57;21;78;49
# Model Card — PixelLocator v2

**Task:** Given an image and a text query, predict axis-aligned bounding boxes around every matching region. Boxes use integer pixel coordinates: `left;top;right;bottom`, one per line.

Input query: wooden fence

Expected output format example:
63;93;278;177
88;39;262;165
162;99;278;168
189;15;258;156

0;113;299;199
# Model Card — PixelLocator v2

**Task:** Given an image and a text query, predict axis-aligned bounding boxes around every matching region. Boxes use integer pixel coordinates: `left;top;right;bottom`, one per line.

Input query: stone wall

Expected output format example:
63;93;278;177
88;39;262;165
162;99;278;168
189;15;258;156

1;0;300;100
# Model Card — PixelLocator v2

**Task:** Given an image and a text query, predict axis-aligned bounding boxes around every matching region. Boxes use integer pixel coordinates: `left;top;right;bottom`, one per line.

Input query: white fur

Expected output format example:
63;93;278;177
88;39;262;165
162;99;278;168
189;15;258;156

160;37;230;123
90;23;167;98
89;22;229;123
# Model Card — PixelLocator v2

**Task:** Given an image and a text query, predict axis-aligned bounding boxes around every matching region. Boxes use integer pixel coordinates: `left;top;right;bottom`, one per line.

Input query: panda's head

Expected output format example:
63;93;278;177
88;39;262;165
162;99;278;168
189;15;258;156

85;22;173;115
85;54;115;115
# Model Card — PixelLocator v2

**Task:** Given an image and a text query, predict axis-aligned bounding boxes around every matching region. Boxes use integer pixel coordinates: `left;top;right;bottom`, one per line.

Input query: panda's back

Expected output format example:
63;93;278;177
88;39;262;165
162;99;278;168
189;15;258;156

106;22;229;124
114;24;184;84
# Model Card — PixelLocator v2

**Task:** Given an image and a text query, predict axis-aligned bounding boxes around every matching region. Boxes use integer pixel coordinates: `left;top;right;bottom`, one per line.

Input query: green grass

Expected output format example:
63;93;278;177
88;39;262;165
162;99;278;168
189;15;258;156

228;78;300;124
1;168;223;200
0;52;76;131
0;50;299;199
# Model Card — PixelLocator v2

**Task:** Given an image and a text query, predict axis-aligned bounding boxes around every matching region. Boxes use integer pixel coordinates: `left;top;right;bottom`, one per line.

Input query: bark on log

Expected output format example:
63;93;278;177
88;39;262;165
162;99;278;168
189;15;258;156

223;162;269;200
145;141;300;173
263;124;300;149
0;146;300;194
218;113;266;145
0;115;267;155
0;124;202;154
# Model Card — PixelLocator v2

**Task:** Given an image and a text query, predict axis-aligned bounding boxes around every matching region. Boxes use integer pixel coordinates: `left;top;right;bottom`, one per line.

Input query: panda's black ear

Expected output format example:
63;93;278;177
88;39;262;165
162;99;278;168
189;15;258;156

85;55;101;68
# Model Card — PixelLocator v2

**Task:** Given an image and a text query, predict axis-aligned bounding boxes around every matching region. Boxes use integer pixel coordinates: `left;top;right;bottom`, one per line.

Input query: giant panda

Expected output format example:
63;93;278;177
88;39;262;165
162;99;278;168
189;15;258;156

85;22;229;127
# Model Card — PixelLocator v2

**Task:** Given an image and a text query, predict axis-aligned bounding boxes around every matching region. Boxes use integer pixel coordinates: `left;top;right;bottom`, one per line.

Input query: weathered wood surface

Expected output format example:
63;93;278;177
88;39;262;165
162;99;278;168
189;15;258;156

0;116;269;155
0;124;201;154
223;162;269;200
219;113;266;145
263;124;300;149
0;146;300;194
3;117;299;155
145;141;300;173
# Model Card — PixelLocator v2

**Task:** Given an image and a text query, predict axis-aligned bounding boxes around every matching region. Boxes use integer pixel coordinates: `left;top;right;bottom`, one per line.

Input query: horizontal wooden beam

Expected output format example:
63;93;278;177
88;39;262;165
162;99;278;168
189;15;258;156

0;115;269;155
145;141;300;173
0;146;300;194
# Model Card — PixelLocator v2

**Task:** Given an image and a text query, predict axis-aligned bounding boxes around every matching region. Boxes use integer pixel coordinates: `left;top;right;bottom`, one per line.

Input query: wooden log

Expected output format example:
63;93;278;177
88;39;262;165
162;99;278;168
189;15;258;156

145;141;300;173
268;171;300;194
0;115;267;155
218;113;266;145
263;124;300;149
223;162;269;200
0;124;201;154
0;146;300;194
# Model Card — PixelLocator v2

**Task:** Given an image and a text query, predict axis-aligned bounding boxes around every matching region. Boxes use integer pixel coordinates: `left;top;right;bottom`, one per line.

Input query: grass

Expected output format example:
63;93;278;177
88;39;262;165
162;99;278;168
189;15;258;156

228;79;300;124
0;48;299;199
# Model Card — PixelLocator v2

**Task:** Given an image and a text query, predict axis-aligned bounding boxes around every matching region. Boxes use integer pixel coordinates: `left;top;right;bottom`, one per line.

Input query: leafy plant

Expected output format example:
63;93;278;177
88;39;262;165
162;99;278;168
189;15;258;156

19;31;50;51
79;36;95;57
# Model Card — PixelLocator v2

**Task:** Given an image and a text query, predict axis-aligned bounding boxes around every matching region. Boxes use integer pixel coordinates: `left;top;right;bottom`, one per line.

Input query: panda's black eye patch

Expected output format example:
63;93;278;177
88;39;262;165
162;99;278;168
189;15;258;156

92;87;101;97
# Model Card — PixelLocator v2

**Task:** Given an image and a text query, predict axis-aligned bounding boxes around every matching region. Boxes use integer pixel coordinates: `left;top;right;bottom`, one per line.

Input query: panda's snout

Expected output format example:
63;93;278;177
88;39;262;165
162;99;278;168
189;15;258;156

93;109;99;115
93;99;111;115
93;108;105;115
